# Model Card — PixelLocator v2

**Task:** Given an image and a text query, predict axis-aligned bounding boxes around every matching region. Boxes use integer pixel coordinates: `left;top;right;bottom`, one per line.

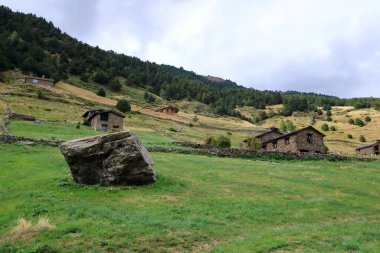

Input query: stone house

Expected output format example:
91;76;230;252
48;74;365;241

261;126;326;153
82;110;125;132
155;106;178;115
25;76;55;87
356;141;380;155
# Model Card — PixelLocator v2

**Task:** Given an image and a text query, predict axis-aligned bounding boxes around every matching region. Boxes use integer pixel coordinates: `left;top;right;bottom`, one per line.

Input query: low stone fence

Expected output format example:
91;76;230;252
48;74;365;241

172;141;212;149
0;135;63;147
148;146;375;162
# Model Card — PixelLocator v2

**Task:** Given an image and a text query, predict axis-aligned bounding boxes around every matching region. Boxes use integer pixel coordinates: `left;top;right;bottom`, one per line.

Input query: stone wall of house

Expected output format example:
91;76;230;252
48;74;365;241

90;113;123;131
265;135;298;152
356;146;376;155
25;78;54;87
258;131;283;143
295;128;325;153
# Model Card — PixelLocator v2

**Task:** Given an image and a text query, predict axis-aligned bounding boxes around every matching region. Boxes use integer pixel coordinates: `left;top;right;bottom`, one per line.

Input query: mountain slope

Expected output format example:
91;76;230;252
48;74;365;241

1;5;379;119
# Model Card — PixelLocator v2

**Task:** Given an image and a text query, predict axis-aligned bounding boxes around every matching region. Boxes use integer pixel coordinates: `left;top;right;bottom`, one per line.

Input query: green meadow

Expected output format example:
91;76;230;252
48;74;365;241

0;144;379;252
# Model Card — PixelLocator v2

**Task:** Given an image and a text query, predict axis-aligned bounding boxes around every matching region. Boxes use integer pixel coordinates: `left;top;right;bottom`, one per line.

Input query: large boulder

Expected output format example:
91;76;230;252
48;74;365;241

60;132;156;185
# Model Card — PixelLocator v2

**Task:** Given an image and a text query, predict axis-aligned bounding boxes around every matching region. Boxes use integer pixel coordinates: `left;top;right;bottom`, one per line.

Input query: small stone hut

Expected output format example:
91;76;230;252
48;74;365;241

82;110;125;132
25;76;55;87
261;126;326;153
155;106;178;115
356;141;380;155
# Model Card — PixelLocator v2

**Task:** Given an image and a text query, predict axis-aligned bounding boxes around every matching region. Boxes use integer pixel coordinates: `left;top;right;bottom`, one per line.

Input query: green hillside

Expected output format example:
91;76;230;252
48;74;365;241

1;5;379;120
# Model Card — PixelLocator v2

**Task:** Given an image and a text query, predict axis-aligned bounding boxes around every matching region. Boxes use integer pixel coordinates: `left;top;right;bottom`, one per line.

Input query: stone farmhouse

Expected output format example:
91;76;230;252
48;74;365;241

260;126;326;153
155;106;178;115
25;76;54;87
82;110;125;132
356;140;380;156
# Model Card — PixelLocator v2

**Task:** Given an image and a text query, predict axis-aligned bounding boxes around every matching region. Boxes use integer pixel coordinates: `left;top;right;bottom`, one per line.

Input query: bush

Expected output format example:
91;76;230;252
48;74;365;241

323;104;332;111
347;134;353;139
359;135;366;142
192;116;199;122
204;136;214;145
326;116;333;122
348;118;355;124
37;90;46;100
109;79;122;92
168;127;177;132
321;123;329;131
330;125;337;131
355;118;365;127
116;99;131;113
93;70;110;84
212;136;231;148
189;122;193;127
97;88;106;97
76;122;80;129
326;110;332;116
244;137;261;150
80;73;90;82
280;120;296;132
365;116;371;122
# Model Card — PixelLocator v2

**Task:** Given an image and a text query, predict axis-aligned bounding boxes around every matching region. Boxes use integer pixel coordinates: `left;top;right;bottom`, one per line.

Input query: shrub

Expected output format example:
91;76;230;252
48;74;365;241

37;90;46;100
330;125;337;131
359;135;366;142
212;136;231;148
323;104;332;111
321;123;329;131
355;118;365;127
204;136;214;145
80;73;90;82
116;99;131;113
109;79;122;92
97;88;106;97
326;116;333;122
192;116;199;122
348;118;355;124
189;122;193;127
365;116;371;122
226;132;232;135
168;127;177;132
347;134;353;139
326;110;332;116
76;122;80;129
280;120;296;132
244;137;261;150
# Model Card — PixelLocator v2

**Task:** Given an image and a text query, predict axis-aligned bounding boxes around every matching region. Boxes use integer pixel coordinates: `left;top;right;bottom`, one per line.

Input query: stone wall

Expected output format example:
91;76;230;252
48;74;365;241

147;146;374;161
0;135;63;146
265;135;298;152
295;128;325;153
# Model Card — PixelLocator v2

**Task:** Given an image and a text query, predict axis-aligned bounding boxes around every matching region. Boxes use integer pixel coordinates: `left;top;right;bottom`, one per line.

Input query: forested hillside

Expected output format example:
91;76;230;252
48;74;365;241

0;5;379;118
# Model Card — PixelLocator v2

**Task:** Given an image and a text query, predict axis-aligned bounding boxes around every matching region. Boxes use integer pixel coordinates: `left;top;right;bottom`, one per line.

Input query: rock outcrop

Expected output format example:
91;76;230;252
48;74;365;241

60;132;156;185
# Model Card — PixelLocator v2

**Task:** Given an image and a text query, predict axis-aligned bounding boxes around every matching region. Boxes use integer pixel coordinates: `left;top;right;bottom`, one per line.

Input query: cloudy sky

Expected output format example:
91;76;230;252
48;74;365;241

2;0;380;98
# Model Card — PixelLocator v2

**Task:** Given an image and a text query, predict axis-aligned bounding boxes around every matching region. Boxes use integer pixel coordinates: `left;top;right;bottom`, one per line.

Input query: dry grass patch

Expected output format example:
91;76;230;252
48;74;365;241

50;82;117;106
1;217;55;242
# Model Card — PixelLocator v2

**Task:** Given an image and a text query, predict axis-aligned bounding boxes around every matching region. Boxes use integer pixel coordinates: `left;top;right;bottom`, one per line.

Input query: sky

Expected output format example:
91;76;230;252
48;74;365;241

2;0;380;98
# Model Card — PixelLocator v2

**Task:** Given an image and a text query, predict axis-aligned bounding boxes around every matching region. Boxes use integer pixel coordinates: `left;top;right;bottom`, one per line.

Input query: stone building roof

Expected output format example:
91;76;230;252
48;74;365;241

82;110;125;121
261;126;325;144
356;140;380;150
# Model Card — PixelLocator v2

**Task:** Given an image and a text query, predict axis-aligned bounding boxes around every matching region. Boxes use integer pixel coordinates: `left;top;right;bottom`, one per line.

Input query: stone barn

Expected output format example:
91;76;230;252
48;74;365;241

261;126;326;153
356;141;380;155
155;106;178;115
82;110;125;132
25;76;55;87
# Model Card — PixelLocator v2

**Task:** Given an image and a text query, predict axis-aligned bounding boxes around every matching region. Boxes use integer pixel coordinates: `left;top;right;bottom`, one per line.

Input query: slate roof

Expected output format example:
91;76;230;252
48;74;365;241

261;126;325;144
82;110;125;121
356;141;380;150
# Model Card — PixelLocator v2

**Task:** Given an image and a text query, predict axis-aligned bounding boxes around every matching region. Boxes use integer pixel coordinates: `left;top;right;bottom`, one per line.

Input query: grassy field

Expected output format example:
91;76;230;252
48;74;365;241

0;144;379;252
